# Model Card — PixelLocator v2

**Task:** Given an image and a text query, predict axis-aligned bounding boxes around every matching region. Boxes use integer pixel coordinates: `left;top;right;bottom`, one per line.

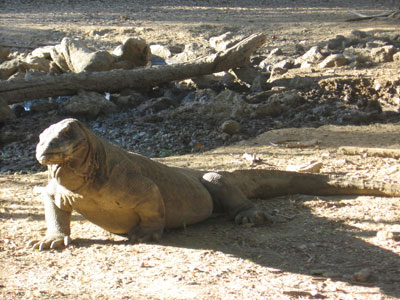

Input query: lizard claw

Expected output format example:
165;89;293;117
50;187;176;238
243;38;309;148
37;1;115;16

128;227;163;244
235;209;275;225
28;235;71;251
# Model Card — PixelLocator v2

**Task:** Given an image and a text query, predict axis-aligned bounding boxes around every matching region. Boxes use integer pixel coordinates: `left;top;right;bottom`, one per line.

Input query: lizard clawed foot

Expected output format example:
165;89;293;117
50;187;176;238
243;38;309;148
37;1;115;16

128;227;163;243
235;209;275;225
28;235;71;251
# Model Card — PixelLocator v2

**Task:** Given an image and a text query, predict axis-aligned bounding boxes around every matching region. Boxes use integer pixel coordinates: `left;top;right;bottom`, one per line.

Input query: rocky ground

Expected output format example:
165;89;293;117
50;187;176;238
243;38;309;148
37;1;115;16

1;0;400;299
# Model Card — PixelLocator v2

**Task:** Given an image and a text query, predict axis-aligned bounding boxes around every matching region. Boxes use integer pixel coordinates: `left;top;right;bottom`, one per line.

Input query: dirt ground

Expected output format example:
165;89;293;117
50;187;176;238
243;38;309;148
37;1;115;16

1;1;400;299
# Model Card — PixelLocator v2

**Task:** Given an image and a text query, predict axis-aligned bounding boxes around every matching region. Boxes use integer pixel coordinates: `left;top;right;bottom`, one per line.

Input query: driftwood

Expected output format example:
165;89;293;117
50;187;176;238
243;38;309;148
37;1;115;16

339;146;400;159
346;9;400;22
0;33;266;105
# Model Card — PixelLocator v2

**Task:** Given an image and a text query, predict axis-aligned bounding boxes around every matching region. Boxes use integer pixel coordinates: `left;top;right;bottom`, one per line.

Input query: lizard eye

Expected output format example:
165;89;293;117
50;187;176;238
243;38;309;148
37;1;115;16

60;130;72;140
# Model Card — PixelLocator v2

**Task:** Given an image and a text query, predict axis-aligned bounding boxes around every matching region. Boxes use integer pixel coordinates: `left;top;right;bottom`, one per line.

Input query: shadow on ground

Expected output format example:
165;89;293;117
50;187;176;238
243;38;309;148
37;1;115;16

71;195;400;298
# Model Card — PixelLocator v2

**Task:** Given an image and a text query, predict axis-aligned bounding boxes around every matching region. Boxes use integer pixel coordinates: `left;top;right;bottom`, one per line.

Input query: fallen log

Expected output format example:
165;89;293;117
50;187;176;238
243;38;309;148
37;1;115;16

346;9;400;22
0;33;266;105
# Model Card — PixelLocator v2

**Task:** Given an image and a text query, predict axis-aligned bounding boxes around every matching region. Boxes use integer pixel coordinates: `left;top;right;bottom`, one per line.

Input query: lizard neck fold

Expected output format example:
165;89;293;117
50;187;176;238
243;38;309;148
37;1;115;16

49;124;99;193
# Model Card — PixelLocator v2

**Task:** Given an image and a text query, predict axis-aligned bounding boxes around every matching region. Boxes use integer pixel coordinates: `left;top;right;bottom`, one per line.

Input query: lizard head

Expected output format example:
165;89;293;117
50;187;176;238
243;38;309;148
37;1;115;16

36;118;90;166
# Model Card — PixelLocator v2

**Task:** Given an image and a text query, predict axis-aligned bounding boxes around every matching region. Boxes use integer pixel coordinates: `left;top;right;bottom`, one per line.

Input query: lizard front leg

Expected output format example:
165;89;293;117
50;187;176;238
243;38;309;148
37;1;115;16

28;189;72;251
126;182;165;243
105;168;166;243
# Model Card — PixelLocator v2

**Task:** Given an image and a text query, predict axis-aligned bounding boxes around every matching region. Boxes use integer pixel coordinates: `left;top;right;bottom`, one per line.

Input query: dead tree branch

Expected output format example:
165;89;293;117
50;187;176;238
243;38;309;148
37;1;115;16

0;33;266;105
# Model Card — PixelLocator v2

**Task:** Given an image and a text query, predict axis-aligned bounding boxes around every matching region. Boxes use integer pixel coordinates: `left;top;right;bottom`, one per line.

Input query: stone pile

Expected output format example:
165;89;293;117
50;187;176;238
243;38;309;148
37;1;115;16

1;30;400;173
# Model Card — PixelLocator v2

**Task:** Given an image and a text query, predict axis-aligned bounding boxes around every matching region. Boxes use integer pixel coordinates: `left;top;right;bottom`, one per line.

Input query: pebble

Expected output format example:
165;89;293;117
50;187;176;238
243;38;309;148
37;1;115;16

319;54;348;68
220;120;240;135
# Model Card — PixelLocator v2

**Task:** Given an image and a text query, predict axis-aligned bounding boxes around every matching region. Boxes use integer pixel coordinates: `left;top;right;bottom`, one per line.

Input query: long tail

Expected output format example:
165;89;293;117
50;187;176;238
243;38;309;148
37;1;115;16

222;169;400;199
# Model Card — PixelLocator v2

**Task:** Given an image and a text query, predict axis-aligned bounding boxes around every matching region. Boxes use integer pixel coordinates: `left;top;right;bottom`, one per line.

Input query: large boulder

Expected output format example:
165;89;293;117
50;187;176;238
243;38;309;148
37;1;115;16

112;38;151;68
58;90;117;118
0;58;28;80
370;45;397;63
51;38;115;73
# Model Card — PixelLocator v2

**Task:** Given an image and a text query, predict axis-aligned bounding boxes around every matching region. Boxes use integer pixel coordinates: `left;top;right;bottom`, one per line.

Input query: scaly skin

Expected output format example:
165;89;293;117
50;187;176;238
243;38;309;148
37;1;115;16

30;118;271;250
30;118;400;251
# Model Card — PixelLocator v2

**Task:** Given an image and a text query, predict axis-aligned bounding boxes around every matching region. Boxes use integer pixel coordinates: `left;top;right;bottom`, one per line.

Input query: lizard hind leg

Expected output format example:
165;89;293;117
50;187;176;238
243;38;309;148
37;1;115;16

201;172;275;225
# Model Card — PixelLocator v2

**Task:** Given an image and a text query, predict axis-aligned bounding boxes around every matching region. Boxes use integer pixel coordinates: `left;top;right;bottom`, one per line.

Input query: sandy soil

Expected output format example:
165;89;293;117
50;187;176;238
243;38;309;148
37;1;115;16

1;1;400;299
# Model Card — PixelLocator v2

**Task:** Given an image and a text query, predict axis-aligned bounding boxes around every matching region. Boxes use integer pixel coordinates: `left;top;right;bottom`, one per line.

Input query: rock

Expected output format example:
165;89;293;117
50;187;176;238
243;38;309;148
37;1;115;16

350;30;368;39
295;46;324;65
10;104;28;117
150;45;171;59
353;268;372;282
69;49;114;73
66;39;115;72
0;46;10;63
220;120;239;135
327;35;346;50
137;97;178;114
278;92;305;106
182;88;217;104
254;99;282;118
90;28;113;37
51;38;115;73
271;67;288;77
31;45;54;59
268;48;283;57
209;32;243;52
274;59;295;69
319;54;348;68
112;93;146;108
253;92;303;119
289;75;316;90
25;55;52;72
366;40;388;49
29;98;59;113
294;43;305;54
286;161;323;173
258;58;272;71
49;61;63;74
168;44;185;54
50;45;70;72
231;67;263;85
268;76;292;89
370;45;397;63
112;37;151;68
0;58;28;80
393;52;400;62
0;98;15;123
300;61;313;69
217;72;237;89
59;90;117;118
246;91;276;104
343;48;371;66
214;90;253;118
175;89;252;119
250;74;270;93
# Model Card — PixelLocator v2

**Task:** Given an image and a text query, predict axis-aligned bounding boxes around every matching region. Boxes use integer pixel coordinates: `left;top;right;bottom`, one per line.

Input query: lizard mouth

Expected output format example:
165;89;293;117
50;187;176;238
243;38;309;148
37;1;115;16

36;152;64;165
36;139;87;165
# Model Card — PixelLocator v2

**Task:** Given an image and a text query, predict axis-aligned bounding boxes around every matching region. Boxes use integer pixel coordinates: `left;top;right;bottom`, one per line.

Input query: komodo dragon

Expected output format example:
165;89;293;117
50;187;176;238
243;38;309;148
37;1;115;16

30;118;400;250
